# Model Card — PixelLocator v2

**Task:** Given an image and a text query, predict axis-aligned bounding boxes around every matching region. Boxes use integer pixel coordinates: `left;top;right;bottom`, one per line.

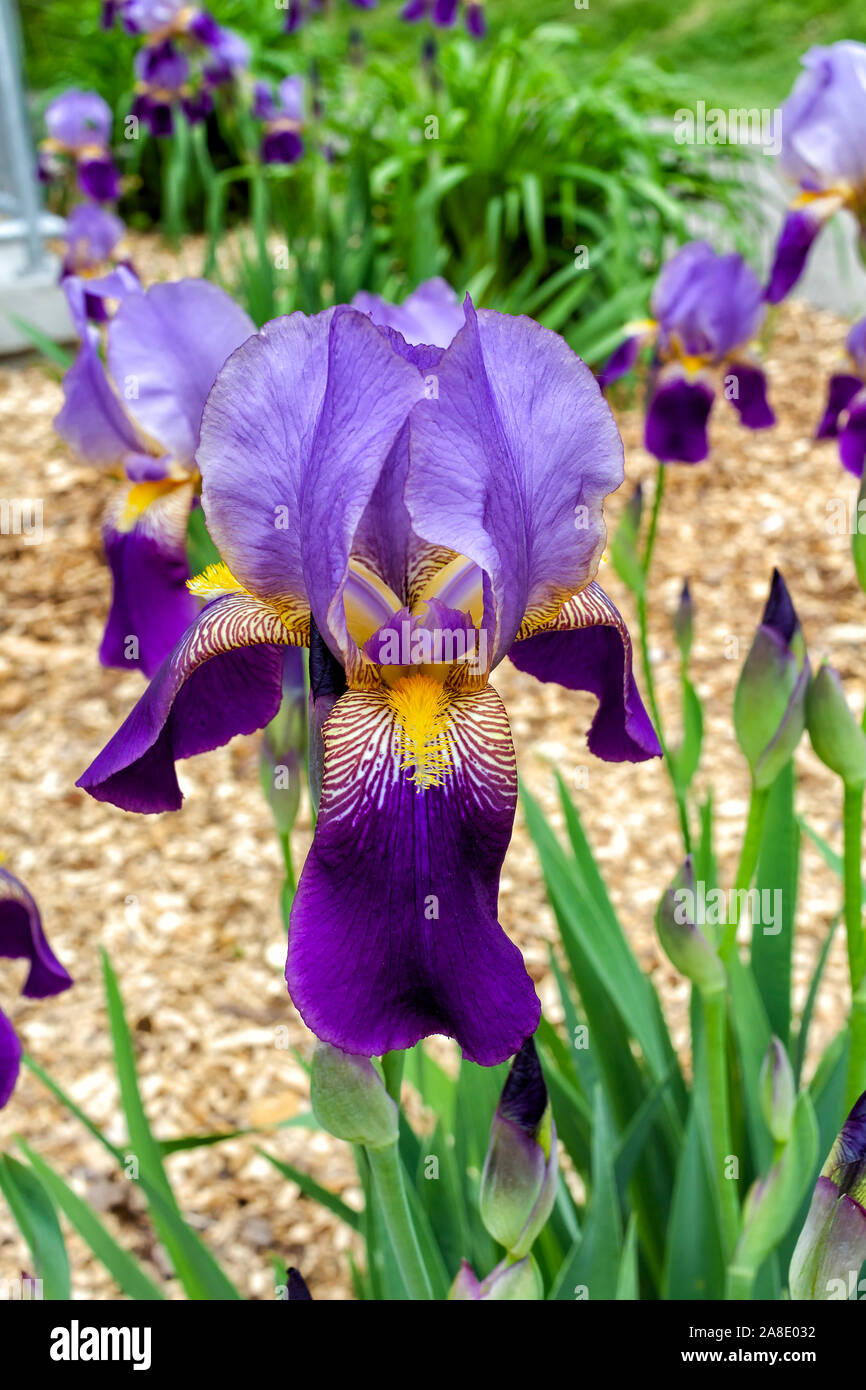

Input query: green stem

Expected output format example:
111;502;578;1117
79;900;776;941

725;1263;756;1300
720;782;770;960
844;782;866;1107
366;1143;433;1301
637;466;692;852
702;988;740;1262
279;831;296;932
381;1050;406;1105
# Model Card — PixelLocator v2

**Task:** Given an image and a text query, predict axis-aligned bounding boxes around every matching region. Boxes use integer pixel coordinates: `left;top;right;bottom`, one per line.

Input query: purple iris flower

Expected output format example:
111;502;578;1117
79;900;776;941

601;242;775;464
0;869;72;1109
258;77;305;166
59;205;139;324
817;316;866;477
77;301;660;1066
400;0;485;36
132;39;203;135
766;42;866;303
40;89;121;203
54;279;255;677
352;278;465;348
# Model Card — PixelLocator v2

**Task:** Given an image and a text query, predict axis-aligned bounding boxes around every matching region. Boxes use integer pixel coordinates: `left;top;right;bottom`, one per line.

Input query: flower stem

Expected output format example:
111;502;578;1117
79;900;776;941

638;465;692;853
843;782;866;1107
366;1142;433;1301
702;987;740;1262
278;831;296;932
720;782;770;960
382;1050;406;1104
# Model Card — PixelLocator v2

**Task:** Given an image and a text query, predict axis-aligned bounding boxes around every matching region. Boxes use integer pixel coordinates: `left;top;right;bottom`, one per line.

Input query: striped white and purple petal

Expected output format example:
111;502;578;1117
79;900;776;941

509;581;661;762
77;588;305;812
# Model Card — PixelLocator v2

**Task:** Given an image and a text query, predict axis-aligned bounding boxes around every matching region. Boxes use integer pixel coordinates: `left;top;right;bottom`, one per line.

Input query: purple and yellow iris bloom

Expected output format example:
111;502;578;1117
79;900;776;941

38;90;121;204
55;278;255;677
601;242;775;464
59;205;139;325
0;869;72;1109
817;317;866;478
77;300;659;1066
253;77;306;166
766;42;866;304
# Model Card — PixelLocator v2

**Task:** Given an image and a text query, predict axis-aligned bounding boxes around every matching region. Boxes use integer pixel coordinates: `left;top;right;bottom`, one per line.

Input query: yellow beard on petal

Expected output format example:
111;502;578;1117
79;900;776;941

386;672;454;792
117;477;191;532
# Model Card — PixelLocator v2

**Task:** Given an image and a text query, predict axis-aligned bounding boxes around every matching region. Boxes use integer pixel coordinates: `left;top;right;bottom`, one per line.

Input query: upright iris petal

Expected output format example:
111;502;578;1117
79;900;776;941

766;42;866;303
40;89;120;203
55;279;255;675
352;278;464;348
79;300;659;1065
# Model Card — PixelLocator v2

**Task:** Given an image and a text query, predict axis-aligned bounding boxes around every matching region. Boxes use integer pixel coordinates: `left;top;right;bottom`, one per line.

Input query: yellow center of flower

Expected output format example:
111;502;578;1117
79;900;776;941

386;672;454;793
117;477;190;531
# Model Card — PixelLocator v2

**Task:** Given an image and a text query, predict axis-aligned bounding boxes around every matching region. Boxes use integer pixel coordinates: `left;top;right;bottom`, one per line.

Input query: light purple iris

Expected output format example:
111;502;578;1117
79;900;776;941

54;279;255;677
400;0;486;36
257;77;305;166
60;205;139;324
601;242;775;464
40;89;120;203
766;42;866;303
0;869;72;1109
77;301;660;1066
352;278;465;348
816;316;866;477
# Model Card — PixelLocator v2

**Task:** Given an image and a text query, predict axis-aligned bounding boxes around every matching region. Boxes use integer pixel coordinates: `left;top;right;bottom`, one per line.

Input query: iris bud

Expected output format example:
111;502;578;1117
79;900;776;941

286;1266;312;1300
610;482;644;595
310;1043;399;1151
672;579;694;662
479;1038;557;1259
806;662;866;788
789;1090;866;1300
448;1256;542;1301
260;648;307;835
655;856;725;995
760;1037;796;1145
733;569;810;789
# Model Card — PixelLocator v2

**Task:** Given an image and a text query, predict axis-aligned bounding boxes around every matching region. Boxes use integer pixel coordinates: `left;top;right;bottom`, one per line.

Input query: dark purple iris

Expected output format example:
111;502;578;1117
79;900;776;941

257;77;305;166
54;278;255;677
76;296;660;1066
601;241;775;464
817;316;866;477
400;0;485;35
0;870;72;1109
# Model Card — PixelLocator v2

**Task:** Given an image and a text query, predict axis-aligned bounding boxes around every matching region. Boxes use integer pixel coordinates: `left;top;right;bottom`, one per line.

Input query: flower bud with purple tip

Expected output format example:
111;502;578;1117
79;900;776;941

449;1256;541;1300
310;1042;398;1150
789;1089;866;1300
479;1037;557;1258
734;570;810;790
672;579;694;663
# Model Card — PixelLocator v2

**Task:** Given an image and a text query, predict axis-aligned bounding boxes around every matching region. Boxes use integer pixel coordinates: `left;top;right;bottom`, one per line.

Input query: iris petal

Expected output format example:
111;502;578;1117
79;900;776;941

407;302;623;667
508;581;661;762
287;683;540;1064
100;479;198;676
0;869;73;999
77;592;303;812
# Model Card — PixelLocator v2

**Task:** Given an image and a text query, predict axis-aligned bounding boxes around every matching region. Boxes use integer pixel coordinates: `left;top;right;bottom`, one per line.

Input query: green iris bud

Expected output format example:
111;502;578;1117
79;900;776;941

806;662;866;788
672;579;694;663
310;1043;398;1151
734;569;810;789
655;856;725;995
479;1038;557;1259
759;1037;796;1145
